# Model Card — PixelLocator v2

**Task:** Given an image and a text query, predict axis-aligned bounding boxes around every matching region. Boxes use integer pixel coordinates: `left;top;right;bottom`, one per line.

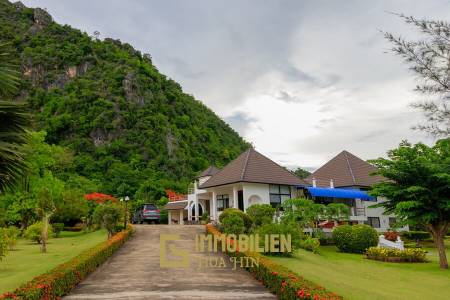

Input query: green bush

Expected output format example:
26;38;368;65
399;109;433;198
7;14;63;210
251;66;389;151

219;208;253;231
221;214;245;235
4;226;20;250
24;222;53;244
200;212;209;223
93;204;123;238
52;223;65;238
299;236;320;253
256;222;302;256
401;231;431;241
0;230;8;261
0;226;134;299
333;224;378;253
332;225;353;252
246;204;275;227
351;224;379;253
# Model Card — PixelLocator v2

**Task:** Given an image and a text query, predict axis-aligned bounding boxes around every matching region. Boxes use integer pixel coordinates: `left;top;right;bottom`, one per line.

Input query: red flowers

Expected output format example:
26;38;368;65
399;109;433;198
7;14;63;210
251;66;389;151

272;271;279;276
297;289;305;298
84;192;117;204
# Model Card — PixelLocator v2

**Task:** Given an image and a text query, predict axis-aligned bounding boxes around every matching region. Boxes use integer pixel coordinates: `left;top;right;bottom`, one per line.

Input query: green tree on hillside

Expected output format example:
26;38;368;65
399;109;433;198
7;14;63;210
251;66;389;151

370;139;450;269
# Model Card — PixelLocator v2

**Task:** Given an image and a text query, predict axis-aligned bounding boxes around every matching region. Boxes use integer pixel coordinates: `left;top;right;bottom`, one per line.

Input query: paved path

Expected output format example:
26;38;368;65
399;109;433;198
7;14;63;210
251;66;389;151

64;225;275;299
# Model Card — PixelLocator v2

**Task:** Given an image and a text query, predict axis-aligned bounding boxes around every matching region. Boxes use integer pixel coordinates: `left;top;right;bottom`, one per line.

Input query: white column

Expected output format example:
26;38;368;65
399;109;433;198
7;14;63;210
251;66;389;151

194;195;199;222
168;211;172;225
179;210;184;225
233;186;238;209
212;191;217;221
187;200;192;221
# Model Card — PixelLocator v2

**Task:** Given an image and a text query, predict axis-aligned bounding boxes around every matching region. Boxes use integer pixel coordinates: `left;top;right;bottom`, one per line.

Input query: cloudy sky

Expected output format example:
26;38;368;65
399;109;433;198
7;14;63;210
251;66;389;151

22;0;449;170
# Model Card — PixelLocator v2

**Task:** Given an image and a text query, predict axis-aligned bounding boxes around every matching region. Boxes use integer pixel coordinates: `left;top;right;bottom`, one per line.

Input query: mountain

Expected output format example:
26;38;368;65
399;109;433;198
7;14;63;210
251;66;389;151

0;0;249;197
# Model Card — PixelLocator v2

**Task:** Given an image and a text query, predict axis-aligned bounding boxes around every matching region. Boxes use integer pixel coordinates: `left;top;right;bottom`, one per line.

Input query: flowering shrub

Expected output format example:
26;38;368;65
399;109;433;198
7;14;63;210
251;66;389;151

0;225;134;300
206;224;342;300
366;247;427;263
383;231;399;242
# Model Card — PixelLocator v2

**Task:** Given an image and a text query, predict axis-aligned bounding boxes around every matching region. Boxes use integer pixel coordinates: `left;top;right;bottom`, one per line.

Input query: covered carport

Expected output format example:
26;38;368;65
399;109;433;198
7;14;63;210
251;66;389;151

164;201;188;225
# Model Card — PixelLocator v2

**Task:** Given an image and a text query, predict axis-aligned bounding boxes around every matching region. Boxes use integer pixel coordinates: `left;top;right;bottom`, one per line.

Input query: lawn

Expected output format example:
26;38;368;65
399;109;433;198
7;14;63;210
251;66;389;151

270;239;450;300
0;229;107;294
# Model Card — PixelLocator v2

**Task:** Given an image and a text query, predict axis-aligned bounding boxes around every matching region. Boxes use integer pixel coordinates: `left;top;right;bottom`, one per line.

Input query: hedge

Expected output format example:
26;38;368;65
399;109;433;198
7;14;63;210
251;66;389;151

206;224;342;300
366;247;427;263
0;225;134;300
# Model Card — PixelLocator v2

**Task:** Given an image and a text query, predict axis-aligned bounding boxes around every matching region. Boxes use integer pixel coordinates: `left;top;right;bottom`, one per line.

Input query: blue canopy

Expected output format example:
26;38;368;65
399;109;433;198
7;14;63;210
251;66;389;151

306;187;375;201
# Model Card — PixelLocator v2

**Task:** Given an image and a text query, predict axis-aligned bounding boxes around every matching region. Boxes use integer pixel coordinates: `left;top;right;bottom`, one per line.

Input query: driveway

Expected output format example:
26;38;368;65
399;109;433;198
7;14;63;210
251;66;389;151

64;225;276;299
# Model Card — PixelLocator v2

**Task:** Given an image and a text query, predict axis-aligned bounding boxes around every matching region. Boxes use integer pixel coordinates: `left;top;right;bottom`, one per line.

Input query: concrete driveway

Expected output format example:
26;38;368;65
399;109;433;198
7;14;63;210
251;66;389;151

64;225;275;299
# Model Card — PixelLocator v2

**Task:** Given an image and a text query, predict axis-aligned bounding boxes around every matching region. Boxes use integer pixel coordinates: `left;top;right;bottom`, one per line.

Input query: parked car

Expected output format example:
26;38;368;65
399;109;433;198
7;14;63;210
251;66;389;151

133;204;160;224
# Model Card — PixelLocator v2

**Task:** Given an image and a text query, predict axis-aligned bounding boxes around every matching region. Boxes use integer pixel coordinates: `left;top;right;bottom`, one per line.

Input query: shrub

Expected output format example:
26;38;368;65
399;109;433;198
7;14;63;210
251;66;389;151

52;223;65;238
299;237;320;253
401;231;431;242
206;224;342;300
333;224;378;253
25;222;53;244
4;226;20;250
221;214;245;235
246;204;275;227
219;208;253;231
383;231;399;242
0;230;7;261
200;212;209;224
332;225;353;252
366;247;427;263
256;222;302;256
93;203;123;238
0;226;134;300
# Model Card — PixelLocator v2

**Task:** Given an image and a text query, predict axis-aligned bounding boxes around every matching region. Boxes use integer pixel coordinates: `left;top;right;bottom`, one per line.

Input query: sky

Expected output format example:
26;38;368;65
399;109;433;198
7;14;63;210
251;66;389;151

22;0;450;170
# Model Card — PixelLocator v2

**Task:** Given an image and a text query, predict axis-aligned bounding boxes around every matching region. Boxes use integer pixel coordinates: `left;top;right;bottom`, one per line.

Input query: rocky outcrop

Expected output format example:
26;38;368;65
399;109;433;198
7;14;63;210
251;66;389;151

29;8;53;34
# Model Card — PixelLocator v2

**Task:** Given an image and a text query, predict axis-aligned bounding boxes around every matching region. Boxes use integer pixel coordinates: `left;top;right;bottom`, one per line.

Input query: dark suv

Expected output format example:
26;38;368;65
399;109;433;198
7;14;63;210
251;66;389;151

133;204;160;224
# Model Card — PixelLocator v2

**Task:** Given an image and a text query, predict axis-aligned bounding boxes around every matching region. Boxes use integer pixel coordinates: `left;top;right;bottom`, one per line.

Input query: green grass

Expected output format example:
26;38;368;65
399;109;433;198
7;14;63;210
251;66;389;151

270;240;450;300
0;230;107;294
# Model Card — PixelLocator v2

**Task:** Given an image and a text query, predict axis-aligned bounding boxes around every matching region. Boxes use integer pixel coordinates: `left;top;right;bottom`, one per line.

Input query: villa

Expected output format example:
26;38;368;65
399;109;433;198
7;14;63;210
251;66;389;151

164;148;405;232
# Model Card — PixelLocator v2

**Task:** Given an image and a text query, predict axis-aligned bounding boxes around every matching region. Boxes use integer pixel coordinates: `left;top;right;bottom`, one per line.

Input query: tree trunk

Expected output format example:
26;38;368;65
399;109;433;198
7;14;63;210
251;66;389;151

429;223;449;269
41;214;48;253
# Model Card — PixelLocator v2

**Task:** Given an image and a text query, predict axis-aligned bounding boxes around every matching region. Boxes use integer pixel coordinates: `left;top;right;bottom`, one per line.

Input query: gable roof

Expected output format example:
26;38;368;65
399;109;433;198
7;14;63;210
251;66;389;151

305;150;385;188
197;165;220;178
199;148;307;188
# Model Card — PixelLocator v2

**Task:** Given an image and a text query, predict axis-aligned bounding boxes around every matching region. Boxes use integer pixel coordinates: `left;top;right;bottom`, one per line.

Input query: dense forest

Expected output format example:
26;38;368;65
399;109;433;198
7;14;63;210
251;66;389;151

0;0;249;201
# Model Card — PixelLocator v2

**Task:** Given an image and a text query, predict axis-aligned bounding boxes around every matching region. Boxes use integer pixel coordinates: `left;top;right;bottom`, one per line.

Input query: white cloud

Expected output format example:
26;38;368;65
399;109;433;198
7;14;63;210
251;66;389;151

22;0;448;169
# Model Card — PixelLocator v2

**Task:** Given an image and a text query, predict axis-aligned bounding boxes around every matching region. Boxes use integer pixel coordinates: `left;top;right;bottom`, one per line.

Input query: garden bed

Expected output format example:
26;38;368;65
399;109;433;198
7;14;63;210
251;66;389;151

206;224;342;300
0;226;133;300
365;247;427;263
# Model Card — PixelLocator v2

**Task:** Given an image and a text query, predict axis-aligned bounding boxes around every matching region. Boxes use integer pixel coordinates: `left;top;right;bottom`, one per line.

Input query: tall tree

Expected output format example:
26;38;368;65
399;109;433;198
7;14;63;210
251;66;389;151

0;43;28;192
370;139;450;269
384;15;450;137
293;167;311;179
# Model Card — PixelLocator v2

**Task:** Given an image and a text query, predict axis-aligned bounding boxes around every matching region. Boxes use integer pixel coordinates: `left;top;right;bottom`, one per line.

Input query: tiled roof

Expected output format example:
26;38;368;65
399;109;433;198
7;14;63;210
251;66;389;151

164;201;187;210
305;150;385;188
199;148;307;188
197;165;220;178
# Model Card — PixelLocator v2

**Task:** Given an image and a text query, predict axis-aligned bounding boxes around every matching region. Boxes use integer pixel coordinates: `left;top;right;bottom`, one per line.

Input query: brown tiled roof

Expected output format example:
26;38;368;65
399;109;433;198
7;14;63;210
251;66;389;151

199;148;307;188
164;201;187;210
197;165;220;178
305;150;385;188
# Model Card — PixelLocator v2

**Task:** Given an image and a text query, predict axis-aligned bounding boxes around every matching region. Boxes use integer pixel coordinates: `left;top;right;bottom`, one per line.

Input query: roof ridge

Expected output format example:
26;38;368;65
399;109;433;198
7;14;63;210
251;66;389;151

240;148;252;181
343;151;357;185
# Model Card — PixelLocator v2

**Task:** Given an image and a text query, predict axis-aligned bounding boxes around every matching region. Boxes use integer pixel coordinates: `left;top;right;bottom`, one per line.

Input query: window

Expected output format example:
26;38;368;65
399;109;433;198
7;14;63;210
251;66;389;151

389;217;397;227
367;217;380;228
217;194;229;211
269;185;291;208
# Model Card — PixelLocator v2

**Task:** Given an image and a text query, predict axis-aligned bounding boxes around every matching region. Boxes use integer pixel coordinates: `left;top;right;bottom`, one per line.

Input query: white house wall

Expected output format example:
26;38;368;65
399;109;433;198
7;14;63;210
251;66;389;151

242;183;270;210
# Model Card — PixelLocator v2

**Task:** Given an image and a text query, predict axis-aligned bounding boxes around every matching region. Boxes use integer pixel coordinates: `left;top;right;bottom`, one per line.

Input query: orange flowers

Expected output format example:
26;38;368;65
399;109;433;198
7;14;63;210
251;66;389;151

84;192;117;204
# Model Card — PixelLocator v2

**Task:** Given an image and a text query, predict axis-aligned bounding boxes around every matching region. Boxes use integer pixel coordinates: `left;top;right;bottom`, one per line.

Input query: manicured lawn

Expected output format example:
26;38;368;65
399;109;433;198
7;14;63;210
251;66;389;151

270;239;450;300
0;230;107;294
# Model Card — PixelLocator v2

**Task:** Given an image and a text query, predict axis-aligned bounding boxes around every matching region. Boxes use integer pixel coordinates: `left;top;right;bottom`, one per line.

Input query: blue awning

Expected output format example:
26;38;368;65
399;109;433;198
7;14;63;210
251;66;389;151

306;187;375;201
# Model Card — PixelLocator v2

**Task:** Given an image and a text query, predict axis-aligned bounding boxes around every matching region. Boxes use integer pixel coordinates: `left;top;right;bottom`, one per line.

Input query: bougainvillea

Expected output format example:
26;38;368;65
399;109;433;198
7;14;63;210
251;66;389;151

84;192;117;204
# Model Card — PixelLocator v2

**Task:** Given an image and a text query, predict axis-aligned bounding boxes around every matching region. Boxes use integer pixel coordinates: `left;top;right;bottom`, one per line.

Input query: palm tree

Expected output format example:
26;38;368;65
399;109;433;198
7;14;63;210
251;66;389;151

0;43;28;192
